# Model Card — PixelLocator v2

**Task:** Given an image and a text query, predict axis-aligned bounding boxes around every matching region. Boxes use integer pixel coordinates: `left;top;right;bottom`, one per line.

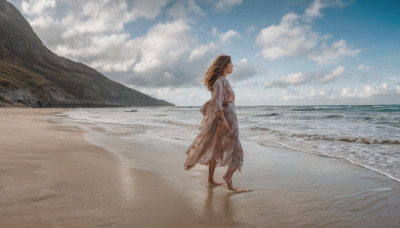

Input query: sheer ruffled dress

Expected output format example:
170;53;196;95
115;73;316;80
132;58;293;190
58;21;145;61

184;76;243;171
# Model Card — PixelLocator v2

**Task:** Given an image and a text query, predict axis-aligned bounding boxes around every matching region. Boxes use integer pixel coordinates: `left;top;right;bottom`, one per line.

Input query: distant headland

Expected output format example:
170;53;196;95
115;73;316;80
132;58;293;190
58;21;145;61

0;0;174;108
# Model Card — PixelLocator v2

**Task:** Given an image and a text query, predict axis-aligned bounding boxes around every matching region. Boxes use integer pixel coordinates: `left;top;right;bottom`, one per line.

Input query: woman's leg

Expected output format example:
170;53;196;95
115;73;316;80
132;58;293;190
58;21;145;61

223;167;253;193
208;159;223;185
223;167;238;192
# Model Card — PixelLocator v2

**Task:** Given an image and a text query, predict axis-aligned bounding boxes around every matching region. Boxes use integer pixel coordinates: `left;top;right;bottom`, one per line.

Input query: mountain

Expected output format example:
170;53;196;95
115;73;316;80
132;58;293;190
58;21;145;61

0;0;173;107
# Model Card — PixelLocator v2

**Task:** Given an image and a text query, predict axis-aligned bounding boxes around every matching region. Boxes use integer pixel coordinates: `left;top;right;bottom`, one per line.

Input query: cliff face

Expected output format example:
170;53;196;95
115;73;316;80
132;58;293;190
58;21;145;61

0;0;173;107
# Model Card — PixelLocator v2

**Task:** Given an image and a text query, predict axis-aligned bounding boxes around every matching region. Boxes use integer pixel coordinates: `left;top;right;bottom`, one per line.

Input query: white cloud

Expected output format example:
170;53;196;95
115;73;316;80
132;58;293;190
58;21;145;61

18;0;56;28
19;0;168;37
55;33;132;57
219;29;241;43
256;13;318;60
282;83;400;101
358;64;372;70
303;0;328;22
21;0;55;15
309;39;361;64
230;59;257;81
280;89;304;101
255;82;400;105
213;0;242;11
130;0;169;20
211;27;241;43
61;1;136;38
189;42;218;61
309;90;329;99
28;15;56;27
321;66;345;82
167;0;203;19
304;0;353;22
133;20;196;73
339;86;358;98
245;25;255;33
338;83;400;99
256;0;361;64
265;66;345;88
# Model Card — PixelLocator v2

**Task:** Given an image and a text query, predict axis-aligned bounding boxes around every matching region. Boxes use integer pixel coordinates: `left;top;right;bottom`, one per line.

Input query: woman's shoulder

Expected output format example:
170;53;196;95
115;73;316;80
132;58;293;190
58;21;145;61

216;75;227;83
214;76;225;87
213;76;228;90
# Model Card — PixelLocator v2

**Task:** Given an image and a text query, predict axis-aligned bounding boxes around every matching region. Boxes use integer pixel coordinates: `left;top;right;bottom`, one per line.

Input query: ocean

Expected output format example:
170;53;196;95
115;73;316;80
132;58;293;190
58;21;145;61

63;105;400;183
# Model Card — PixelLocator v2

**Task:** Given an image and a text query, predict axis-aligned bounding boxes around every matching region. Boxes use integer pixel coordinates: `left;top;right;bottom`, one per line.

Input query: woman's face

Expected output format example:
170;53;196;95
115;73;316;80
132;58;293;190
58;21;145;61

225;61;233;75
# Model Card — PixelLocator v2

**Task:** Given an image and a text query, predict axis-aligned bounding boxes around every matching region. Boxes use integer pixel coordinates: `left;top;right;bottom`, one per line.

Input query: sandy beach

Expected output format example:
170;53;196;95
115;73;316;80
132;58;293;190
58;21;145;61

1;108;400;227
0;108;194;227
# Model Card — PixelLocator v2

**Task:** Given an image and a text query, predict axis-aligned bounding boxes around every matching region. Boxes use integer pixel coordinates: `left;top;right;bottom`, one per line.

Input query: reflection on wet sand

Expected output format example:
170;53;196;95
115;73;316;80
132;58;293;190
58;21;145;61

204;186;236;225
119;165;135;202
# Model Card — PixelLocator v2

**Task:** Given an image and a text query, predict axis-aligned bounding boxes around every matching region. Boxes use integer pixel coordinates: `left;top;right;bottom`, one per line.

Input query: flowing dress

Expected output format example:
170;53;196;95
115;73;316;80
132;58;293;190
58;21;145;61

184;76;243;171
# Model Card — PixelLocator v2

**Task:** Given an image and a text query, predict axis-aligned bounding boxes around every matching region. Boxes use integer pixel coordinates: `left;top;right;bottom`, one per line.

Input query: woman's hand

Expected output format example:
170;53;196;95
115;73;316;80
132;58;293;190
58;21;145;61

221;120;230;131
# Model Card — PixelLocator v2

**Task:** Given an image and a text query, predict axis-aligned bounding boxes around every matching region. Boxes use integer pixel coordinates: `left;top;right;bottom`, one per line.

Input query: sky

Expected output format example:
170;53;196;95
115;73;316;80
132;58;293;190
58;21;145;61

7;0;400;106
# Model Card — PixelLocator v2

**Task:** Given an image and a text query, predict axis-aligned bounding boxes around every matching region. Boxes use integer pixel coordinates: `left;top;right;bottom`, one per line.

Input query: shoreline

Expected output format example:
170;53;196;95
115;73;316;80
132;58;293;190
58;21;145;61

1;108;400;227
272;140;400;184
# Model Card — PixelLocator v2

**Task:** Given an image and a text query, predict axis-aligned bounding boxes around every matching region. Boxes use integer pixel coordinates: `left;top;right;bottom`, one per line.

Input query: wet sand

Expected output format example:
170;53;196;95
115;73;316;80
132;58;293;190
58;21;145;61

60;116;400;228
1;108;400;227
0;108;194;227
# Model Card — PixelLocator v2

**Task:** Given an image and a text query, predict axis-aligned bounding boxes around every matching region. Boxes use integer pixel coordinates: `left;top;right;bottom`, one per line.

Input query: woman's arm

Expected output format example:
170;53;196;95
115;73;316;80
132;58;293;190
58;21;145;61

212;79;229;130
216;110;226;122
212;79;223;110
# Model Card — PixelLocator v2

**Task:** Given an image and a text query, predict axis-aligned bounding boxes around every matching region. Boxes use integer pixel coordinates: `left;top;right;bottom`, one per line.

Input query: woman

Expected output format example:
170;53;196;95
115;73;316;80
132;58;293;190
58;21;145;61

184;55;246;192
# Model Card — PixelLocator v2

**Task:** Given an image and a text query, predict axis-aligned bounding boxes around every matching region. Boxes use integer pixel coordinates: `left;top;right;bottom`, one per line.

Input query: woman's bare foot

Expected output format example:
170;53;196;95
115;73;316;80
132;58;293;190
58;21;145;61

223;174;236;191
223;174;253;192
231;187;254;193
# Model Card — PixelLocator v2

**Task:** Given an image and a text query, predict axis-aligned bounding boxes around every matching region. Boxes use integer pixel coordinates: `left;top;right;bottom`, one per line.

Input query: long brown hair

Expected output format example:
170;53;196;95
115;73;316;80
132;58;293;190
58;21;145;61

203;55;231;91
